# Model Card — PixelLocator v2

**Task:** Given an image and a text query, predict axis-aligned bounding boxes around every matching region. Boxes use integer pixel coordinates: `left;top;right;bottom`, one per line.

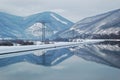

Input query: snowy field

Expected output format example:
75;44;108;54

0;39;105;58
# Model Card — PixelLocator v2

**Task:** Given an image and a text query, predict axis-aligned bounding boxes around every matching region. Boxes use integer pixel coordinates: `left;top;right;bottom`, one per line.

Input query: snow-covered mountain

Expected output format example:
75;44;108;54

0;11;74;39
59;9;120;39
0;12;23;38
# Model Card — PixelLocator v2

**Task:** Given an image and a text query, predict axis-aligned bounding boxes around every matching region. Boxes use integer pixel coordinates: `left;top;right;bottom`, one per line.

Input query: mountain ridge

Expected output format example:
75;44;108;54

0;11;74;39
59;9;120;39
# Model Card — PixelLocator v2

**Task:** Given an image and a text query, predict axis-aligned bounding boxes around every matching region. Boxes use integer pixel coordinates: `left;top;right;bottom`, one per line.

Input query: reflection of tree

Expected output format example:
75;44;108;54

98;41;120;47
0;41;120;69
74;42;120;69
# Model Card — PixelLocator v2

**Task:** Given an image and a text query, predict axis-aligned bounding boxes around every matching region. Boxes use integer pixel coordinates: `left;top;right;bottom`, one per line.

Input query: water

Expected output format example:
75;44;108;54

0;41;120;80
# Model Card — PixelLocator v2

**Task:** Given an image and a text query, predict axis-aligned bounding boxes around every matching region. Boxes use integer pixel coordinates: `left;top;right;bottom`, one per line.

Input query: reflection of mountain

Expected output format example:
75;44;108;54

74;41;120;69
0;12;73;39
59;9;120;39
0;48;73;67
0;41;120;69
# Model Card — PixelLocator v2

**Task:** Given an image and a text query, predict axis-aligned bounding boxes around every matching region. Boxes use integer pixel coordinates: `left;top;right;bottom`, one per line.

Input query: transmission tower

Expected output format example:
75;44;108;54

41;23;46;43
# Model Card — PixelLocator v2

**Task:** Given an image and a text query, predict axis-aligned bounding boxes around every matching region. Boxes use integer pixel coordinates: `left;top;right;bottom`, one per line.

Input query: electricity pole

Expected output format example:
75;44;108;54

41;23;45;43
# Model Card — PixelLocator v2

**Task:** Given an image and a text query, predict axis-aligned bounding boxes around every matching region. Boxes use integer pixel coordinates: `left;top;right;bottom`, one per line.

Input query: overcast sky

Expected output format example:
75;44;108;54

0;0;120;22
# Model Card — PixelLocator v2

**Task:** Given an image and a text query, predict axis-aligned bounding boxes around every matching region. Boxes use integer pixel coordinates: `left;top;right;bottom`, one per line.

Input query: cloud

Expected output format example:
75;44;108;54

0;0;120;22
50;9;65;13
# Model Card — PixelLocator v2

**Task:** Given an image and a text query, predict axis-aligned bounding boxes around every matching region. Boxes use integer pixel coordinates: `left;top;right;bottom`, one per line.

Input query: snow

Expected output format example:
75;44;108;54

0;42;81;54
0;12;73;39
53;31;58;34
33;50;46;56
67;22;120;36
95;44;120;51
0;40;104;58
26;23;42;36
34;41;43;45
70;27;75;30
50;14;68;25
51;53;68;65
60;9;120;38
94;27;120;35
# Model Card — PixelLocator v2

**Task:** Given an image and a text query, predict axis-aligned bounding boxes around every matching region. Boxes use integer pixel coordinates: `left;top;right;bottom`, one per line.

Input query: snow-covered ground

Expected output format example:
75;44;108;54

50;13;68;25
0;40;104;58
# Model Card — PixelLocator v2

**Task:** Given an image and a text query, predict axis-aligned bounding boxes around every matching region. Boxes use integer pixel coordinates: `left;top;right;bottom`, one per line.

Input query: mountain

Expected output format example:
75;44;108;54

0;11;74;40
59;9;120;39
0;12;23;39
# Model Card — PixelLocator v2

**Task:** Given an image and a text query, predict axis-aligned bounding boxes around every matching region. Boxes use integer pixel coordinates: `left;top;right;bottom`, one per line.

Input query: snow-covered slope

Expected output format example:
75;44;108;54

0;11;74;39
59;9;120;39
0;12;23;38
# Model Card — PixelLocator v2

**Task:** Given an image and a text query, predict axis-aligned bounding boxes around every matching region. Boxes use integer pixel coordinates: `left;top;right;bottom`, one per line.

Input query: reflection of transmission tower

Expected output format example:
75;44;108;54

41;23;45;43
72;30;75;39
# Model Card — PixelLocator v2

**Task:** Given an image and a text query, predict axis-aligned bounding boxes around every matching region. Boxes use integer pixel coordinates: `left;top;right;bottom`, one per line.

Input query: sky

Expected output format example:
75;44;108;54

0;0;120;22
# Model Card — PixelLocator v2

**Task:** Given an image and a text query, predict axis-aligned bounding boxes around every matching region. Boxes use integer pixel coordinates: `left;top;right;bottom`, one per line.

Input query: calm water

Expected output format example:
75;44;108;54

0;41;120;80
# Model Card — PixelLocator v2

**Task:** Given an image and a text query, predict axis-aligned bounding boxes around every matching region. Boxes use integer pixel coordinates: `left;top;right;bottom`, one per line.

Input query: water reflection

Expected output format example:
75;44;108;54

0;48;73;67
0;41;120;69
74;41;120;69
